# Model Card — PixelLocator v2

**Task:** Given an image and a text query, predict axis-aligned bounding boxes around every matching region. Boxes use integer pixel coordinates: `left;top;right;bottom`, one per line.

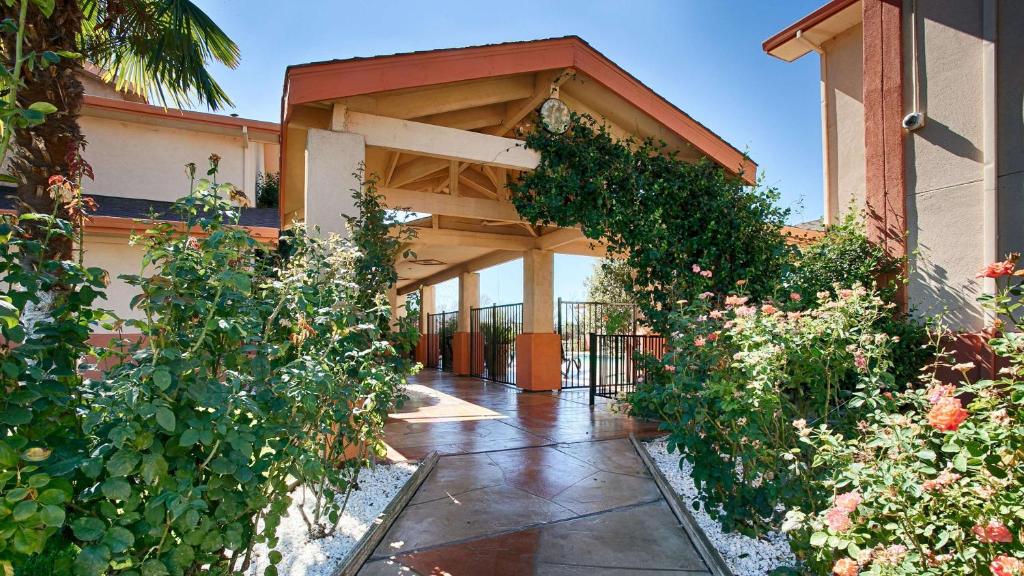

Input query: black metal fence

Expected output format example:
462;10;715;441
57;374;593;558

470;303;523;385
588;333;667;405
426;311;458;372
557;299;640;389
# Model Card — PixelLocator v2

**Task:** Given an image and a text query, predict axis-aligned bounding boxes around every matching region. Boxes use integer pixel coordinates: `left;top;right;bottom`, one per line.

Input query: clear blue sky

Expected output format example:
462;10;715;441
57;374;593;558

197;0;825;310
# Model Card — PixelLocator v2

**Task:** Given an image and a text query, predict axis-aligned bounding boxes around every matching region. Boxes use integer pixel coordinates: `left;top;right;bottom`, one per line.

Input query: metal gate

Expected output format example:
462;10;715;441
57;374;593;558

557;299;640;389
426;311;459;372
470;303;522;385
588;334;667;405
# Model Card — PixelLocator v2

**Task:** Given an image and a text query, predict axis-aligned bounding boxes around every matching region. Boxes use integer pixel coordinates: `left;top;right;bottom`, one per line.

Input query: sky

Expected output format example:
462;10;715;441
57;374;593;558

195;0;826;311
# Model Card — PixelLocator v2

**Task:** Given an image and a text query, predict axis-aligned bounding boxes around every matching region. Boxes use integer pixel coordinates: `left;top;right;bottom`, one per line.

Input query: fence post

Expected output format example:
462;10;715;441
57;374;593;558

589;332;597;406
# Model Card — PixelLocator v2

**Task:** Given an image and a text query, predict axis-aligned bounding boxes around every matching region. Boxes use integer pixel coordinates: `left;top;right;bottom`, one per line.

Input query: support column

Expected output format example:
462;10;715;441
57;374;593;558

517;249;560;391
304;128;364;236
416;285;435;365
387;287;407;330
453;272;480;375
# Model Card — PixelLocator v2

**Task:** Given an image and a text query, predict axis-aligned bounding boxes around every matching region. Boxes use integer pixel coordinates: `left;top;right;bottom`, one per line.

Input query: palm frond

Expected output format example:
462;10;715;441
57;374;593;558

80;0;240;110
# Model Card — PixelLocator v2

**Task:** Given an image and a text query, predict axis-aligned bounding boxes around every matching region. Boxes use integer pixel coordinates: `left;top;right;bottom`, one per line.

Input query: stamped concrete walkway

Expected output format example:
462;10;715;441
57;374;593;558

360;371;713;576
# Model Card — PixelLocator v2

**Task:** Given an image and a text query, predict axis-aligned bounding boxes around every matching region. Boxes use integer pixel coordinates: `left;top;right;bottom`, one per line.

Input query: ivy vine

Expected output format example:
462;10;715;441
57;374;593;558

511;112;793;332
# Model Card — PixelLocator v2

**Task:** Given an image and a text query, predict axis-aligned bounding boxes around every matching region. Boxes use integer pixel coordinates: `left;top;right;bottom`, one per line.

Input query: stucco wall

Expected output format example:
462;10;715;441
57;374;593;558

81;234;148;328
902;0;1006;331
80;115;276;205
824;23;867;219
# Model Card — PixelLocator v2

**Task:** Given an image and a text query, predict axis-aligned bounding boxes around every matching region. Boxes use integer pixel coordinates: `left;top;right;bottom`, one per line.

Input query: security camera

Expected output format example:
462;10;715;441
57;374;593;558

902;111;926;131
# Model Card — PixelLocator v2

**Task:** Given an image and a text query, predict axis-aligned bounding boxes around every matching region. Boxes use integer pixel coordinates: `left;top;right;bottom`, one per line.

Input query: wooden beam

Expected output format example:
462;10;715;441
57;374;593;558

380;187;522;222
487;69;571;136
385;152;400;186
448;161;459;196
398;250;523;295
412;104;506;131
403;227;536;250
339;75;534;120
344;111;540;170
389;157;449;188
536;227;587;250
459;168;497;198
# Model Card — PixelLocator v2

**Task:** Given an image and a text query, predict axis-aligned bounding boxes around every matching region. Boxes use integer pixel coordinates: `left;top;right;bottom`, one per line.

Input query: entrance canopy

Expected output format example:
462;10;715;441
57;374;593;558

279;36;756;297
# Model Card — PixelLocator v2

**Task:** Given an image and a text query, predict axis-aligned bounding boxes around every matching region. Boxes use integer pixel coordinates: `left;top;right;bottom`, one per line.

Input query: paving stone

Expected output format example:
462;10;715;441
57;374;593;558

536;501;709;573
550;470;662;515
372;484;574;557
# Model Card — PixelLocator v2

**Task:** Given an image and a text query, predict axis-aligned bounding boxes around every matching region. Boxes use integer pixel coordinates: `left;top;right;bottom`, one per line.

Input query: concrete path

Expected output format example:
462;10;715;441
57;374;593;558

360;372;713;575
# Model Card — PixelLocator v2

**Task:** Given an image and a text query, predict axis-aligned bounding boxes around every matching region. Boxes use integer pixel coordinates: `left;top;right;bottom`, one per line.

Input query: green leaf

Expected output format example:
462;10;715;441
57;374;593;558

916;449;936;461
12;500;37;521
102;526;135;554
179;428;200;447
0;440;18;467
30;0;54;17
0;407;31;425
809;531;828;547
140;454;167;485
70;517;106;541
105;450;140;477
141;559;170;576
953;451;968;472
155;407;176;432
74;544;111;576
268;550;282;565
39;504;65;527
27;101;57;115
37;488;66;505
100;478;131;501
153;369;172;391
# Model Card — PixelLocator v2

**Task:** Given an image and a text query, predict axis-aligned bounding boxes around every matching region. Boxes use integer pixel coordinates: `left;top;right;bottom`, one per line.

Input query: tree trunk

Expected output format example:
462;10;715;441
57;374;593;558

1;0;85;260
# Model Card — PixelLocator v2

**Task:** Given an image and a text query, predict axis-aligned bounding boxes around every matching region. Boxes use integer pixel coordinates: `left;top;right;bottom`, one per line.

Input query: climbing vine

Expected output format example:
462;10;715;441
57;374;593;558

511;112;792;333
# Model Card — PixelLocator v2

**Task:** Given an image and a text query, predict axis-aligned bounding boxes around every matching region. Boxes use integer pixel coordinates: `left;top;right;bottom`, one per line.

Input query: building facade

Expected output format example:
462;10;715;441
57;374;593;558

766;0;1023;331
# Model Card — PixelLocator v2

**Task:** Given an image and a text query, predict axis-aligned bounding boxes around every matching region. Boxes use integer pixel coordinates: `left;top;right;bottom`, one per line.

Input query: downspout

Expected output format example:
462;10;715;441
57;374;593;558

241;125;250;201
982;0;998;309
797;30;834;225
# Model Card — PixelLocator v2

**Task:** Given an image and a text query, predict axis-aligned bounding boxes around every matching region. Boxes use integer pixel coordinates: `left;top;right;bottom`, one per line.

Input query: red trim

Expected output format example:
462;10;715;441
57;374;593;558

82;95;279;135
282;37;756;185
0;211;278;244
863;0;907;308
762;0;860;54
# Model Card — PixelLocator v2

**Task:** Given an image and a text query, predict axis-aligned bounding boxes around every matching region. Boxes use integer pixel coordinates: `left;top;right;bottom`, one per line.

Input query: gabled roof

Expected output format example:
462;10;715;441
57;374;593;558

282;36;755;183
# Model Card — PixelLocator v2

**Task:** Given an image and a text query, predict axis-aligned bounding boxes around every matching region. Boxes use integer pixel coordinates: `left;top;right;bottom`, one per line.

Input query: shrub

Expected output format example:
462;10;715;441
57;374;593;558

0;205;107;574
787;210;901;303
788;211;930;390
787;258;1024;576
255;172;279;209
0;156;417;576
630;280;899;537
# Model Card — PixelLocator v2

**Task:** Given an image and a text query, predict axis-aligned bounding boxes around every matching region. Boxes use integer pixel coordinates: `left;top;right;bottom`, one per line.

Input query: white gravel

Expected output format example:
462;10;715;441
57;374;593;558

645;437;796;576
247;461;417;576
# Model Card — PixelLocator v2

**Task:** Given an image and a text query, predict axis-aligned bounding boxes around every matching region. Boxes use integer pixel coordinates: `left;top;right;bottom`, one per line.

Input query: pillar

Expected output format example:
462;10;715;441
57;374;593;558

453;272;480;375
387;287;407;330
517;249;560;391
304;128;365;237
415;285;435;365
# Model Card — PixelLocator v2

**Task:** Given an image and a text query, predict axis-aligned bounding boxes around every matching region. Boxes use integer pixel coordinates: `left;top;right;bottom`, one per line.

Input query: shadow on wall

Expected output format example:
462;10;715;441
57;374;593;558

908;239;983;332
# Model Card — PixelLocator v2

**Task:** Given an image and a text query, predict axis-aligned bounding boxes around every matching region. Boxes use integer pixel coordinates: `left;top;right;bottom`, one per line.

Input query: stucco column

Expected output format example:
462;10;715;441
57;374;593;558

416;285;436;365
453;272;480;375
517;249;560;391
304;128;364;236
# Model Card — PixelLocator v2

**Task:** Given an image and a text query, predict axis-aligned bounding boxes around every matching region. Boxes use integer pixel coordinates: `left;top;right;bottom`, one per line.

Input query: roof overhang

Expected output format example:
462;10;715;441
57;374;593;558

763;0;862;62
283;36;756;183
82;95;280;142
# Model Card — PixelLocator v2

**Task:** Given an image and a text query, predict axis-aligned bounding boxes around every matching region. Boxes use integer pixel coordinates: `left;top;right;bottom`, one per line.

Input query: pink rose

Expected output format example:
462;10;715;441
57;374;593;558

973;520;1013;543
833;491;862;513
825;508;852;532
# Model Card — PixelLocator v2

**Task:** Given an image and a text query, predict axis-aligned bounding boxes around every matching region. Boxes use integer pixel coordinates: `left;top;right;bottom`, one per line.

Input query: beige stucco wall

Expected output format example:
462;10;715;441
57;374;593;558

824;23;867;219
80;115;276;205
81;234;149;328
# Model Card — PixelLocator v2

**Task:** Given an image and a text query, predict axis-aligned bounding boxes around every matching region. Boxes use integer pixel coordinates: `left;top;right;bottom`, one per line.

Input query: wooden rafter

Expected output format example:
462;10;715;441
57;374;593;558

397;250;523;295
486;68;572;136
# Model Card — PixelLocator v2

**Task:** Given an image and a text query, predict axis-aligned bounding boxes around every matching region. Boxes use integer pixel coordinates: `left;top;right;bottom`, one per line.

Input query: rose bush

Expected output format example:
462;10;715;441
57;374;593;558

786;258;1024;576
630;275;900;537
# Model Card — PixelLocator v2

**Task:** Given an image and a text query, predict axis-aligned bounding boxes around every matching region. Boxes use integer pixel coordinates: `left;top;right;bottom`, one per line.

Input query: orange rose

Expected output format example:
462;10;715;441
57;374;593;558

927;396;968;431
978;260;1016;278
833;558;858;576
973;520;1013;543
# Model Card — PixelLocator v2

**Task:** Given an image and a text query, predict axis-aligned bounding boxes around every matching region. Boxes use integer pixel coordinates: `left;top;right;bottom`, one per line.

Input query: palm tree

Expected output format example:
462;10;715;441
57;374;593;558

1;0;239;257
